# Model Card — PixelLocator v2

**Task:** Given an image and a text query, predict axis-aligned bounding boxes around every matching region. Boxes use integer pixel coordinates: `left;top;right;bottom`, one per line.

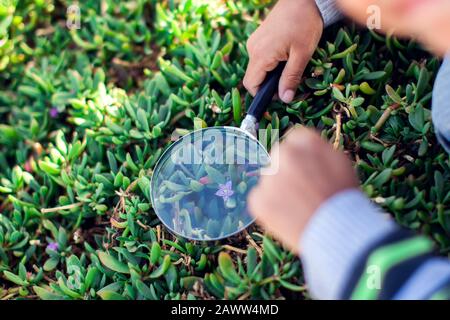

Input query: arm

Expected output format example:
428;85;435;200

248;127;450;300
432;55;450;153
301;190;450;299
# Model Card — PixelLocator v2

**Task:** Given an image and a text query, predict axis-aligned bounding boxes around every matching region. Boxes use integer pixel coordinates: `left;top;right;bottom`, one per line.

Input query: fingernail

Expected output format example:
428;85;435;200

282;90;295;103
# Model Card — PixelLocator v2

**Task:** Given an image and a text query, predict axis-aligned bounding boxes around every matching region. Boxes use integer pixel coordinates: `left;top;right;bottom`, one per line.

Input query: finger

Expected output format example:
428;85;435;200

285;127;321;149
261;141;282;177
247;185;267;218
278;50;307;103
244;57;279;96
248;182;287;219
404;3;450;56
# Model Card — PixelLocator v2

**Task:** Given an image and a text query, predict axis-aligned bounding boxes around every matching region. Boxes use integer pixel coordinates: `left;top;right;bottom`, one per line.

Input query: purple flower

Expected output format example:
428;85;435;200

47;242;59;251
215;180;234;202
49;107;59;118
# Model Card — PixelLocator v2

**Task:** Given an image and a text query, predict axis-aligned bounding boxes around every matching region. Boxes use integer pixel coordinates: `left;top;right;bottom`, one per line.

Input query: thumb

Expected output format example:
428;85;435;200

278;52;307;103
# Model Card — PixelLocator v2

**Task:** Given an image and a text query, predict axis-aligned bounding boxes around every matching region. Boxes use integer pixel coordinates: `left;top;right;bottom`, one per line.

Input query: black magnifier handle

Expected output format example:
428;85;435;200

247;61;287;121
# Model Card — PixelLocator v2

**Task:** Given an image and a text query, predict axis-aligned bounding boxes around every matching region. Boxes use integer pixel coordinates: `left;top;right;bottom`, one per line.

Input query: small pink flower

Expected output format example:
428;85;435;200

215;180;234;202
24;160;33;173
47;242;59;251
49;107;59;118
199;176;210;185
245;170;259;177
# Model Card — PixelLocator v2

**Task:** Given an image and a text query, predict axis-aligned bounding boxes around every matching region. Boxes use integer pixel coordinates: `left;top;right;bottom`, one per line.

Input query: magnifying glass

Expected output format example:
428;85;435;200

150;63;285;241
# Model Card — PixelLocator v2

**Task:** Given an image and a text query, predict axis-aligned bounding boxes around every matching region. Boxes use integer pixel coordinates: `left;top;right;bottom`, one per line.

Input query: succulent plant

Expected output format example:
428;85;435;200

0;0;448;300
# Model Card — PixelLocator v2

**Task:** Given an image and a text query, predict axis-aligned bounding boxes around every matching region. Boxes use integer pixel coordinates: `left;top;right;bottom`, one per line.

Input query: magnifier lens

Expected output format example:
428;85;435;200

151;128;269;241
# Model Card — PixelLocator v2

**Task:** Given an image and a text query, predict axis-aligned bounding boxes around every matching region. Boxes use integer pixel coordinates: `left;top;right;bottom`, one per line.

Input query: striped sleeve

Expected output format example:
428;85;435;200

432;55;450;152
314;0;343;27
300;190;450;300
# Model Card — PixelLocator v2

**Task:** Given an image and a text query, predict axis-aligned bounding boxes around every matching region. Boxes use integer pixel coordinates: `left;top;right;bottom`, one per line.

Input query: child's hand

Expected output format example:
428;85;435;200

244;0;324;103
338;0;450;56
248;128;358;252
406;1;450;56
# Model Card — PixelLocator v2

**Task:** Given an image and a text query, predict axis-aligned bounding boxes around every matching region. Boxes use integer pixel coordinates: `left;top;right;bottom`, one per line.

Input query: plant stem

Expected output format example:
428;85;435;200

333;113;342;150
41;202;83;213
222;244;247;254
373;103;400;133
